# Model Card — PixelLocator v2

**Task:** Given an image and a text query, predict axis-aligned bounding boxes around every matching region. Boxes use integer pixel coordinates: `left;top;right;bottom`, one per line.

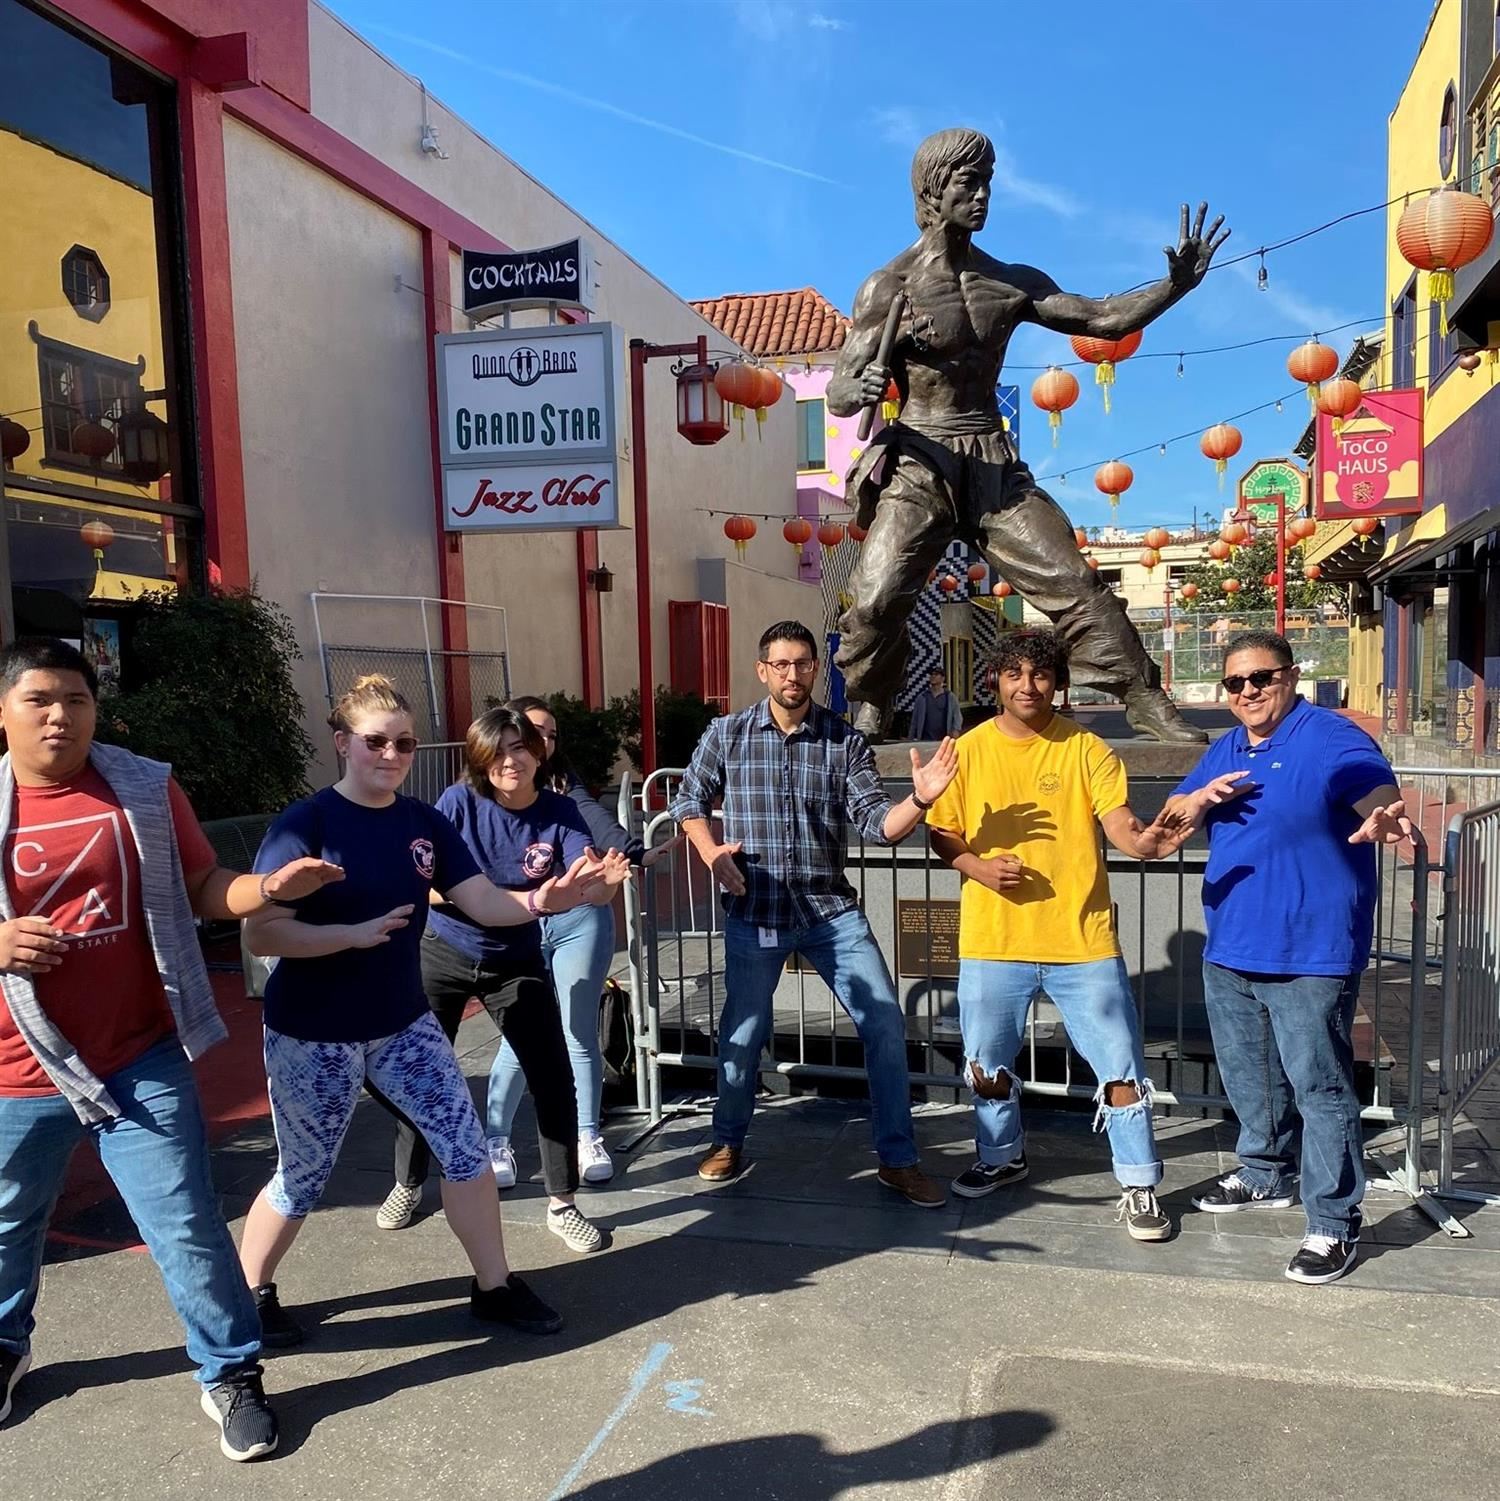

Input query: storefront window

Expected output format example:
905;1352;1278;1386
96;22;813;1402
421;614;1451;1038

0;0;196;658
1409;588;1449;735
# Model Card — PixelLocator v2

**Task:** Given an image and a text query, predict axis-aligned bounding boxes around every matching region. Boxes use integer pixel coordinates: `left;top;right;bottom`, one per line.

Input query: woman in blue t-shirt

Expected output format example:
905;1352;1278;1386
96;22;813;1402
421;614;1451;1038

489;698;679;1187
373;706;627;1251
240;675;623;1348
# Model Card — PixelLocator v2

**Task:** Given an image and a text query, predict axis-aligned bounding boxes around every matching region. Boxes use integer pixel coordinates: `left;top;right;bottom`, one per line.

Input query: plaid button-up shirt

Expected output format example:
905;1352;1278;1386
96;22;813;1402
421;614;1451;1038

670;698;894;931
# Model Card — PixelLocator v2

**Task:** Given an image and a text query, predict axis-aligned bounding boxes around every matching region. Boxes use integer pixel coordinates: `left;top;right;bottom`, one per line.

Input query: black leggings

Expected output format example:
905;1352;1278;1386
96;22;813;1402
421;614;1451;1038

372;931;579;1196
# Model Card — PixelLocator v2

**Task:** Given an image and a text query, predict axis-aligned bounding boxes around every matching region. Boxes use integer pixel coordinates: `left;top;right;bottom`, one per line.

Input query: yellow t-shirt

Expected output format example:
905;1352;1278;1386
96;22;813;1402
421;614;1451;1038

925;716;1127;962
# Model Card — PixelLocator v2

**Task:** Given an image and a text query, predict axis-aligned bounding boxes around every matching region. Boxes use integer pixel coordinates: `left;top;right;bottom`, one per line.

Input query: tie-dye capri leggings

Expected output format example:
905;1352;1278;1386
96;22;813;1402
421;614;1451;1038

263;1010;489;1218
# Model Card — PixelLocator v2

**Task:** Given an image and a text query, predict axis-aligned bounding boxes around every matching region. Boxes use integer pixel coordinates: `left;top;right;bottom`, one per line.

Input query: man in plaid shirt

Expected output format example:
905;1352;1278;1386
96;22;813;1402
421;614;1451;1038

671;621;957;1206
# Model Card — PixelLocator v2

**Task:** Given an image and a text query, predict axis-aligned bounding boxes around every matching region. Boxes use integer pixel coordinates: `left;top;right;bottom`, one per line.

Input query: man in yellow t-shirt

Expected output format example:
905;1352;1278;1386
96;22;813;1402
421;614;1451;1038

926;628;1195;1242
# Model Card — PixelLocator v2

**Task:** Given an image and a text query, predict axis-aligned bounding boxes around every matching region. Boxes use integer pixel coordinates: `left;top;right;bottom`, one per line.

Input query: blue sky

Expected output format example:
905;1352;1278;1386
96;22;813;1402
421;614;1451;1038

332;0;1433;532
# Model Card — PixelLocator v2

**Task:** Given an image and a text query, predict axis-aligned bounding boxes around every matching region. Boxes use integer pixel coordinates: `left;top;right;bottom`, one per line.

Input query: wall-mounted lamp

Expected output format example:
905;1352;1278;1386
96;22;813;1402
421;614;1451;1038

587;565;614;594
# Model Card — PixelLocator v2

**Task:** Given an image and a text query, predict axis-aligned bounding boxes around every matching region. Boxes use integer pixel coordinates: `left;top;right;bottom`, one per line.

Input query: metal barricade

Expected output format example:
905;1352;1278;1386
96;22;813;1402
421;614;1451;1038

617;765;1462;1227
1436;800;1500;1208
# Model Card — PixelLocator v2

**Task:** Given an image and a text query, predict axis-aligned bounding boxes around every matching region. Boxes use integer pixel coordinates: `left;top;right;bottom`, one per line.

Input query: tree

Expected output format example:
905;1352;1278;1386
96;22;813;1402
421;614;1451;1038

96;589;315;819
1175;534;1345;616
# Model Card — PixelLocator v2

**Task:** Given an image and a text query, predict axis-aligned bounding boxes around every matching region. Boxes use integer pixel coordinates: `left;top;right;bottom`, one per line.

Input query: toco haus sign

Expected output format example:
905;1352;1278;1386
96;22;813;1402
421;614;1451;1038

461;238;599;318
436;322;622;532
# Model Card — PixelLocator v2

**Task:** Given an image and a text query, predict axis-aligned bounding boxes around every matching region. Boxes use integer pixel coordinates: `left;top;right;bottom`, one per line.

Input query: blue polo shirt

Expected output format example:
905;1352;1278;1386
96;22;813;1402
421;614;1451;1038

1173;699;1395;976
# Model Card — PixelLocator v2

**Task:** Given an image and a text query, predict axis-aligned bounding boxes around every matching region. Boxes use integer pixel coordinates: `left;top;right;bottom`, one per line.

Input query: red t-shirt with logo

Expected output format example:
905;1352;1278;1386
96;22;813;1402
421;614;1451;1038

0;768;218;1096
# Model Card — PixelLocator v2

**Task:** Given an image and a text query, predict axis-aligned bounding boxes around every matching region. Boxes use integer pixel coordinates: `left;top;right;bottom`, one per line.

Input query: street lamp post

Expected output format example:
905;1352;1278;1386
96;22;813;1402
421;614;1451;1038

628;334;724;775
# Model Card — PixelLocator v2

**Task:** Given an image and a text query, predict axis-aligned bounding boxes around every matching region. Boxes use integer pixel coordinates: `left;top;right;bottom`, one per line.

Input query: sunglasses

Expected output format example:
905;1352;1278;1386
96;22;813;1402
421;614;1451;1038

1220;667;1291;695
355;732;419;755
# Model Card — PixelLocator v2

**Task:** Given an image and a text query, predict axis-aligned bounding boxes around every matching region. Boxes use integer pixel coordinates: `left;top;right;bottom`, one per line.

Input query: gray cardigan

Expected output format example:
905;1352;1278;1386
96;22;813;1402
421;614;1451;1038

0;743;225;1122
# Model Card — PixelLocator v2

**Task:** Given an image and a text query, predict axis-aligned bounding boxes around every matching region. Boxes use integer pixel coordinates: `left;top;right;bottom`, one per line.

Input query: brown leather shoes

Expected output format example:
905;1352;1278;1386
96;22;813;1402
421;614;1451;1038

697;1144;743;1182
877;1163;946;1208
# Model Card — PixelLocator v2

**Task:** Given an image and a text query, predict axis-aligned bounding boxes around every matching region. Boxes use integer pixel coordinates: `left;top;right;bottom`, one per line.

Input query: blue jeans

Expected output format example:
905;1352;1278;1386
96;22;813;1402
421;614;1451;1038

716;909;917;1166
957;957;1162;1188
491;903;614;1139
0;1039;261;1385
1203;963;1364;1240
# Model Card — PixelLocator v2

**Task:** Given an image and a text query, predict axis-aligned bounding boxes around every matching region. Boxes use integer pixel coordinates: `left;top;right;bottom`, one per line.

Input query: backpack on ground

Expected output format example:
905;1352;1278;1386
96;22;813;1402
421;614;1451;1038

598;978;636;1101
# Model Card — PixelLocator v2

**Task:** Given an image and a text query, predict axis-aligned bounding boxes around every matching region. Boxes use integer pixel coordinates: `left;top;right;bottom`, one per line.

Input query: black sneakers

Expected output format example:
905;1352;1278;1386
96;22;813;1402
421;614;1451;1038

0;1347;30;1424
1285;1235;1358;1285
1191;1172;1295;1213
470;1274;563;1334
951;1154;1029;1199
200;1365;279;1461
1116;1187;1172;1242
253;1282;304;1349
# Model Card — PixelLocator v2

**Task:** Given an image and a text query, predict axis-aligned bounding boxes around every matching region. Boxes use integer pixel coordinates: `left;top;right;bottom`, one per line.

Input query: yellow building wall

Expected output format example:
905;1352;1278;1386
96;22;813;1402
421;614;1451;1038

0;128;166;506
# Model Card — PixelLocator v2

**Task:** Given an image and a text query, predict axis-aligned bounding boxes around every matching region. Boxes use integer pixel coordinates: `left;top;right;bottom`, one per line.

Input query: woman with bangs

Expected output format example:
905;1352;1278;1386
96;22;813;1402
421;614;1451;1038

372;705;625;1256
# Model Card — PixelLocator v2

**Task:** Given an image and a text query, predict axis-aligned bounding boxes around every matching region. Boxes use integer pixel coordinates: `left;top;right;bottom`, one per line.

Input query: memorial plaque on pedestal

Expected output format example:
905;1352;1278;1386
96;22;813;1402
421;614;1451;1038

896;897;961;979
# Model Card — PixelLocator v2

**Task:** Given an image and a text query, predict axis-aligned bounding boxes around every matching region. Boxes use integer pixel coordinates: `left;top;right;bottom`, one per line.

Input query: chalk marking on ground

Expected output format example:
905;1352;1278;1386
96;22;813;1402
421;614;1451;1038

548;1339;674;1499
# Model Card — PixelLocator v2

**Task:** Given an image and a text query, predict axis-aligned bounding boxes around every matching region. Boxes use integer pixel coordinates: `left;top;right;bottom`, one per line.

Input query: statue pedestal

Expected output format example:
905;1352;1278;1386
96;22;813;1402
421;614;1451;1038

872;704;1231;782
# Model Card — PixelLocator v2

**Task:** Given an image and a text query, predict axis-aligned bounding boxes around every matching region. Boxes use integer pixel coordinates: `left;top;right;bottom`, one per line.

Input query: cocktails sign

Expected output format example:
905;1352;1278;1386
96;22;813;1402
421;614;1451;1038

1314;389;1424;519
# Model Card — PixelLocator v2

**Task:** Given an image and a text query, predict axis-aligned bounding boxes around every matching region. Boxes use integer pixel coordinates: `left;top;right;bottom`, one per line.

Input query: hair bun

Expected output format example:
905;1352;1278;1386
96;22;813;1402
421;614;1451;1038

351;672;396;693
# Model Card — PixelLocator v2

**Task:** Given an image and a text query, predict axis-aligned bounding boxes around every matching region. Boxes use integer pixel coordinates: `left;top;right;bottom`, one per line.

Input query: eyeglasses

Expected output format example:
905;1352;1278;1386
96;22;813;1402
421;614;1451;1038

762;659;818;677
1220;667;1291;695
356;732;419;755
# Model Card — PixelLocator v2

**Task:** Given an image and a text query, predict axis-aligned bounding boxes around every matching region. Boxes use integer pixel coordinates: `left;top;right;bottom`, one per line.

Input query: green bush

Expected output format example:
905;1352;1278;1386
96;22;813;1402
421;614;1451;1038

612;686;719;773
95;589;314;820
541;692;626;794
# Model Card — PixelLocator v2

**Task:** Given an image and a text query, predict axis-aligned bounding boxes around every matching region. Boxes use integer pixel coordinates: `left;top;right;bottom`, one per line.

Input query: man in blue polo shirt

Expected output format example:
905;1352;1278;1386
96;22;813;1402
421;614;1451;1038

1164;631;1409;1286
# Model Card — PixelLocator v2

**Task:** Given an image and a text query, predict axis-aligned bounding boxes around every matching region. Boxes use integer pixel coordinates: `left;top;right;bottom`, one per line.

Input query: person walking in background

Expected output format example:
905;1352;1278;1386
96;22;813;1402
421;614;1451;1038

671;620;956;1207
1164;631;1411;1286
926;629;1202;1241
0;638;345;1461
241;678;624;1348
909;666;962;742
371;705;626;1251
494;698;680;1189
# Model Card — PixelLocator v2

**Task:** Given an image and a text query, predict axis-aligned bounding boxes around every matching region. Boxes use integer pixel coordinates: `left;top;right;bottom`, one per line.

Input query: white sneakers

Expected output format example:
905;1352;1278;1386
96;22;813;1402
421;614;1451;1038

487;1136;517;1190
487;1133;613;1189
578;1132;614;1184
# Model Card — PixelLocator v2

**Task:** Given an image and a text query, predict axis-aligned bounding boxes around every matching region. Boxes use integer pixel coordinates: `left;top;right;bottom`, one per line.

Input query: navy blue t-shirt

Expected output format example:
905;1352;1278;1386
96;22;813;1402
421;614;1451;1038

253;787;480;1042
426;784;592;964
1173;699;1395;976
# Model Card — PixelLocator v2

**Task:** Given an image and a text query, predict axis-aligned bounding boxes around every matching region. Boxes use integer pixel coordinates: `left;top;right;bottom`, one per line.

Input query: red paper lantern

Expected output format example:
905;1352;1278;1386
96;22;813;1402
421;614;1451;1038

1073;527;1089;549
1085;556;1099;570
1180;582;1199;600
783;517;813;559
1139;548;1160;571
1200;423;1243;486
1222;577;1242;594
1287;340;1340;407
1071;330;1143;413
1144;526;1170;550
716;361;773;438
1263;571;1278;588
1220;520;1248;546
881;377;901;422
966;561;987;584
816;520;846;551
1031;367;1081;446
993;579;1013;598
1303;563;1323;581
1208;540;1232;562
847;521;868;544
80;520;116;553
1396;188;1494;331
71;420;116;462
1094;460;1133;517
938;574;959;594
1351;516;1380;536
1290;516;1318;541
1;417;29;463
723;515;757;559
1317;378;1364;440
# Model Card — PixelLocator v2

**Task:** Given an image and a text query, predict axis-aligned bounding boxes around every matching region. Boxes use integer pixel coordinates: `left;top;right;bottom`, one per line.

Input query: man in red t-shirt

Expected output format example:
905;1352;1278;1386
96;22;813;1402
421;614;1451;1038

0;638;341;1462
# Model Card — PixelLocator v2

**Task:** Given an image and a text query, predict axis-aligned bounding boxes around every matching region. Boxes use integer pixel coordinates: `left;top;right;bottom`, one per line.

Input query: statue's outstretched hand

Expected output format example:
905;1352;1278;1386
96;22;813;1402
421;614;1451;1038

1165;202;1230;289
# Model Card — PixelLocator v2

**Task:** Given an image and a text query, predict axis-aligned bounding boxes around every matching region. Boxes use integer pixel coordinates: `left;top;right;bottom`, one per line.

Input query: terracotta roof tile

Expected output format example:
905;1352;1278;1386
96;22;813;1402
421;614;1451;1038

690;287;848;357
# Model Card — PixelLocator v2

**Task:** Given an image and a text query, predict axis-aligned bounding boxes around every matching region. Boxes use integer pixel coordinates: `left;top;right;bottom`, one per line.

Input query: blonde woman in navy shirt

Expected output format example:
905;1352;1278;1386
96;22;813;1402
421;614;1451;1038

242;677;623;1347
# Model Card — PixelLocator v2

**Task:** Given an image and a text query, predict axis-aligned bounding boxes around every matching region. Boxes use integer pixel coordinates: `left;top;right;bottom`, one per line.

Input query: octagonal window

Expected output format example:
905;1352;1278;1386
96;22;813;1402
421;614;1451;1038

62;245;110;322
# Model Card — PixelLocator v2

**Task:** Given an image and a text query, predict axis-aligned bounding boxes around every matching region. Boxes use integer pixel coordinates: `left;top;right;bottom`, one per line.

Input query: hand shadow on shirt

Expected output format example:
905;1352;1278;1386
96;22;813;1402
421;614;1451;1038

973;801;1058;851
997;866;1056;905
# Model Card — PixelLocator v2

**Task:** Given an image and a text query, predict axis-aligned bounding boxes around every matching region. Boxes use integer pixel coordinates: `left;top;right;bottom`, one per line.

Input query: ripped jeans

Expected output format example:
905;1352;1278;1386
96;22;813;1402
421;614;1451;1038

956;957;1162;1188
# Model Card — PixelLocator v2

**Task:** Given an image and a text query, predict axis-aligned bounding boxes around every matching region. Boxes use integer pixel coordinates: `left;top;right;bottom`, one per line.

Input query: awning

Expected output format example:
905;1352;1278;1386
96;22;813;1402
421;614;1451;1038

1368;503;1500;584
